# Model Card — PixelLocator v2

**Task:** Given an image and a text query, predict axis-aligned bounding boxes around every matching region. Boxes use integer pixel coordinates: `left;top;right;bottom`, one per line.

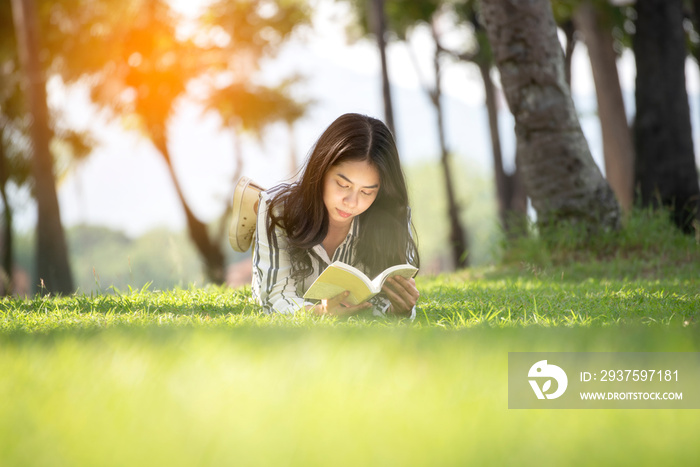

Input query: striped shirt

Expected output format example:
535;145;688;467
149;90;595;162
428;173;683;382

252;189;416;318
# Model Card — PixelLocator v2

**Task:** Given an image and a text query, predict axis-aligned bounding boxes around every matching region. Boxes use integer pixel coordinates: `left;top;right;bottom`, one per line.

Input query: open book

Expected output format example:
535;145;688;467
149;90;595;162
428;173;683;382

303;261;418;306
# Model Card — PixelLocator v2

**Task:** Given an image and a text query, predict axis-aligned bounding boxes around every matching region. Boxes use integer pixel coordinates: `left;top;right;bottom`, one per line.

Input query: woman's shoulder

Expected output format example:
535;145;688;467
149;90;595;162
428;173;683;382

260;183;293;217
259;189;272;204
263;182;293;199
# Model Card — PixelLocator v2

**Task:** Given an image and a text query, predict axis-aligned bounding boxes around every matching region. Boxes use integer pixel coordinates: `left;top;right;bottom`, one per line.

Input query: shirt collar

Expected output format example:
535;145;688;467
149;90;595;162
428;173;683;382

311;216;359;265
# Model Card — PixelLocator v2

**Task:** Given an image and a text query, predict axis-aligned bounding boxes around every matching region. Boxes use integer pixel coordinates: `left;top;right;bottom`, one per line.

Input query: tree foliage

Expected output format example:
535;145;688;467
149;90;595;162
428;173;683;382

3;0;311;288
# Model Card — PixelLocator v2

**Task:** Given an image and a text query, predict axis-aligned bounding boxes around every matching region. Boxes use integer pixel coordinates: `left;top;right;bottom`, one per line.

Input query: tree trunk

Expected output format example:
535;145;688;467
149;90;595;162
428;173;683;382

574;0;635;212
0;137;13;296
150;131;226;284
693;0;700;128
561;19;576;88
480;0;621;232
431;24;469;269
11;0;74;294
634;0;700;233
369;0;396;137
693;0;700;61
693;0;700;157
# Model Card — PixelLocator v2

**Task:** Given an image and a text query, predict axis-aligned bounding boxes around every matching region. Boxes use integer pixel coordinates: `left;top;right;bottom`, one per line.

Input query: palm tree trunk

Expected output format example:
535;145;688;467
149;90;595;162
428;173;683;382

370;0;396;137
11;0;74;294
633;0;699;233
574;0;635;212
0;139;14;295
150;131;226;284
693;0;700;159
481;0;621;232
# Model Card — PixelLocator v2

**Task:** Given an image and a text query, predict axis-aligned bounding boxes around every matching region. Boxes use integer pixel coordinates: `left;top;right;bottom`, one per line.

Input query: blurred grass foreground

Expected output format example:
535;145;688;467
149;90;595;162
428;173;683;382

1;209;699;466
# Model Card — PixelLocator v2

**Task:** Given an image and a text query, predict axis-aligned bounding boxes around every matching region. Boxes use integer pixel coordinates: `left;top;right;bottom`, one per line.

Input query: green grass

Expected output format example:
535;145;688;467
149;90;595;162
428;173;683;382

2;326;698;466
1;211;699;466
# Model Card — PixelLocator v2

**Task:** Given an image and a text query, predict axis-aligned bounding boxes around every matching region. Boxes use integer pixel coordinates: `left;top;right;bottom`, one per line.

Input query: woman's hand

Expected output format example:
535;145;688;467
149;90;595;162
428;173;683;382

382;276;420;317
311;291;372;316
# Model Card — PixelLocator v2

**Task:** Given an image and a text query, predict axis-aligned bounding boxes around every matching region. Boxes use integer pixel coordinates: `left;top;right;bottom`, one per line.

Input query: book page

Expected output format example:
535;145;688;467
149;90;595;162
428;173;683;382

330;261;368;279
303;267;374;305
371;264;418;290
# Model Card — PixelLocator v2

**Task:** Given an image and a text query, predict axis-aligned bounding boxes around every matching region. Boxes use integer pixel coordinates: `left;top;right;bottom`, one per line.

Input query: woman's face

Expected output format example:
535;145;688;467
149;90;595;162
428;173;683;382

323;159;380;228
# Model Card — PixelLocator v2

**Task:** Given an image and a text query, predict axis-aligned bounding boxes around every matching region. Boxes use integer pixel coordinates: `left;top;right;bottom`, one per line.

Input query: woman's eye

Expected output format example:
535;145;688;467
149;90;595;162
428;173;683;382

337;181;349;189
361;191;373;196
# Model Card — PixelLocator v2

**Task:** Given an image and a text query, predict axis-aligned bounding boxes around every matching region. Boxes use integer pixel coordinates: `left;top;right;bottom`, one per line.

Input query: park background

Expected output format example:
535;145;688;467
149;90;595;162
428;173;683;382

3;0;699;295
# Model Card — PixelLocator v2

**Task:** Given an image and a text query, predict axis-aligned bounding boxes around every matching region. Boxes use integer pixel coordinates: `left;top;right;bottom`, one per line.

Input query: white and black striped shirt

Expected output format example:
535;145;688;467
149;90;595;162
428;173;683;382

252;189;416;318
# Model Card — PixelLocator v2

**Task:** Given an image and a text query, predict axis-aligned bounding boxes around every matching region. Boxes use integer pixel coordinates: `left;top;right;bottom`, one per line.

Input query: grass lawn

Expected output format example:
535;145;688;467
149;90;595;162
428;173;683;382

1;214;699;466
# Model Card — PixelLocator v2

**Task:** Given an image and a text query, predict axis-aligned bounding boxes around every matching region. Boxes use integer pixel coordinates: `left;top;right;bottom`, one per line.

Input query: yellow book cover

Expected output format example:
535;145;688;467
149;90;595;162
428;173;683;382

303;261;418;305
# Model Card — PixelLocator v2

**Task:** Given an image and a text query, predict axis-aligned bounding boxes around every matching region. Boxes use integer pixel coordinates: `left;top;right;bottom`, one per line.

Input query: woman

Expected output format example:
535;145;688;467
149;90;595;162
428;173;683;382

251;113;419;317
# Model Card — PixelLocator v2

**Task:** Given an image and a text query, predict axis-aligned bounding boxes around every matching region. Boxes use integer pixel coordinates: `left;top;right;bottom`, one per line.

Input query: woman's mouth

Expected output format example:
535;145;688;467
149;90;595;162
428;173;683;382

337;208;352;218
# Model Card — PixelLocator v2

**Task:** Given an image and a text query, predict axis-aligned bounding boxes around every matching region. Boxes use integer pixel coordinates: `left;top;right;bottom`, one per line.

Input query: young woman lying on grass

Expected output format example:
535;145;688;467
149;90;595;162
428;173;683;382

235;113;420;317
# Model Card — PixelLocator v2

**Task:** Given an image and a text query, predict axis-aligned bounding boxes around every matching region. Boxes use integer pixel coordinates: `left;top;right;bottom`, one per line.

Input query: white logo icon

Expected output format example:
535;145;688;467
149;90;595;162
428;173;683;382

528;360;568;400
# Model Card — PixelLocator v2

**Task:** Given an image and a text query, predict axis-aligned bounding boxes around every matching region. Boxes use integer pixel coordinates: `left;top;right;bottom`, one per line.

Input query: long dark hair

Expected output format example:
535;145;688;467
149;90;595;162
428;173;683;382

267;113;419;281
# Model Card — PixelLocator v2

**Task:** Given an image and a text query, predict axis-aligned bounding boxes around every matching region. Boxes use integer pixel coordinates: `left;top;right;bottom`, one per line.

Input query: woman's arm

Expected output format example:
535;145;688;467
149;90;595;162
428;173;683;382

310;291;372;316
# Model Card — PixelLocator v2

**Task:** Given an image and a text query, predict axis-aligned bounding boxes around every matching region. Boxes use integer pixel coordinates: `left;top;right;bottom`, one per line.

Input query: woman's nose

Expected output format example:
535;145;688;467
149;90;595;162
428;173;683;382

344;191;358;207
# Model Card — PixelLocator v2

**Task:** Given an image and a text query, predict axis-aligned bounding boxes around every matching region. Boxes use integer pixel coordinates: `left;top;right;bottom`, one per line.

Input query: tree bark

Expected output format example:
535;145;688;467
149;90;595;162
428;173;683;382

574;0;635;212
369;0;396;137
480;0;620;232
693;0;700;61
634;0;700;233
150;131;226;284
11;0;74;294
0;136;13;295
693;0;700;160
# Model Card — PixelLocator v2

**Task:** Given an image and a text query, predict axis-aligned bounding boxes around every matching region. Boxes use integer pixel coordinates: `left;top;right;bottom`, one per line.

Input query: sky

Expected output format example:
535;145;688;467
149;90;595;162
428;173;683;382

10;0;700;237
